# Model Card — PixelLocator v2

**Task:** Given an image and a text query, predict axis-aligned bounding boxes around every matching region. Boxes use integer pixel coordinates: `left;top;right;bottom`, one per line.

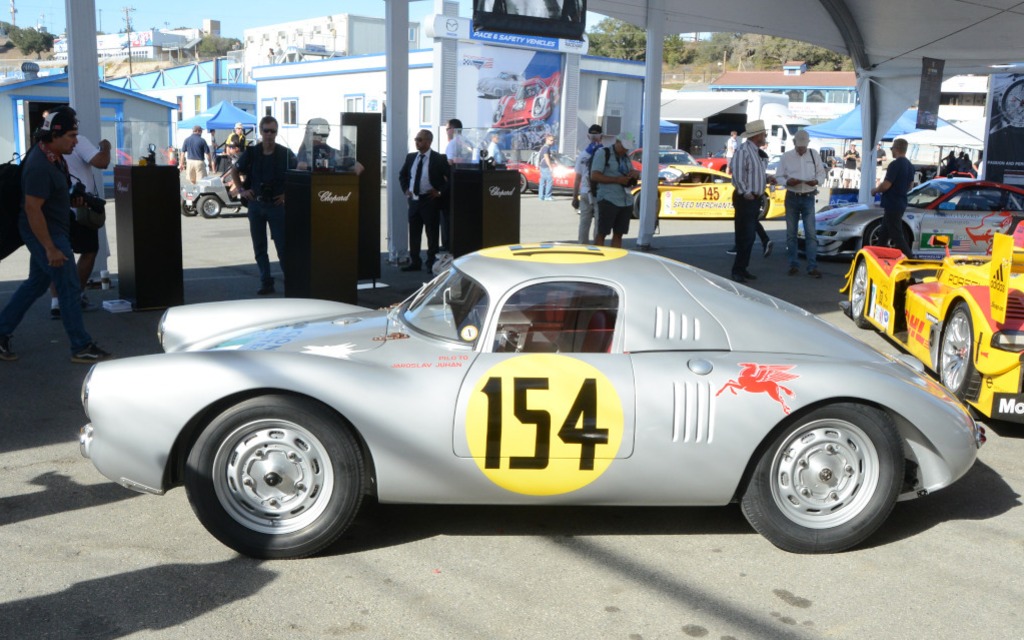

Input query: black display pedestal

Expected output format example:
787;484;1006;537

341;112;382;281
284;171;360;303
113;165;183;309
448;168;521;257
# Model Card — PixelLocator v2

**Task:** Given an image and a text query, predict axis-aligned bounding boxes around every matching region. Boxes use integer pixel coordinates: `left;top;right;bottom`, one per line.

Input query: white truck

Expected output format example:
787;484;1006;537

665;91;810;159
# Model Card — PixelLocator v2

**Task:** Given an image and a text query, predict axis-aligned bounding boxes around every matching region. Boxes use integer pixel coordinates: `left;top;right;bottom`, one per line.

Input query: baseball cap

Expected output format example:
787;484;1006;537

40;108;77;135
616;132;636;150
587;124;603;134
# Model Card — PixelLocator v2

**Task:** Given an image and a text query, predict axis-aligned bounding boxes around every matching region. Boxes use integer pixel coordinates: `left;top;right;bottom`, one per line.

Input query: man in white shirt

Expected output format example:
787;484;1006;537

775;129;826;278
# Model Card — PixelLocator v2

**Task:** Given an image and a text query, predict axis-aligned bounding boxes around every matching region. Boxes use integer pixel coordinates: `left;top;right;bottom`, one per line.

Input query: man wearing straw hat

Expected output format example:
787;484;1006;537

728;119;770;283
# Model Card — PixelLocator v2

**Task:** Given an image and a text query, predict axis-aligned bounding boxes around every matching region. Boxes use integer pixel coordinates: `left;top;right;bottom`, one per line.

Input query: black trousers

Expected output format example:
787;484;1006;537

407;196;441;266
732;194;763;276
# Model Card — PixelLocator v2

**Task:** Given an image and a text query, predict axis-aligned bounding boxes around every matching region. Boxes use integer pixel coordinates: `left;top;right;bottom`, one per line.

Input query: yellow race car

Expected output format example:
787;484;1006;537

630;165;787;220
842;232;1024;422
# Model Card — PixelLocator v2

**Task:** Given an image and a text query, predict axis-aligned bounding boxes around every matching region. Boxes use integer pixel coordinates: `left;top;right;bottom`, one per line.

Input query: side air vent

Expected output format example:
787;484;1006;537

672;380;714;444
654;306;701;342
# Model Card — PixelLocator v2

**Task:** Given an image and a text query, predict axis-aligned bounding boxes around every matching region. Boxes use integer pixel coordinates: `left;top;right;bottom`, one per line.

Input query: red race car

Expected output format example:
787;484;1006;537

696;151;730;172
628;148;698;172
506;151;577;194
493;72;561;129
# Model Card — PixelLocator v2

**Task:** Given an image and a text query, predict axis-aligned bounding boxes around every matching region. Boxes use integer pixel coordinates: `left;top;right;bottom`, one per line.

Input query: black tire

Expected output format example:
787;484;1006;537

199;195;223;219
519;173;529;194
632;196;641;220
863;219;886;248
184;395;365;559
181;200;198;217
740;403;904;554
757;194;770;220
849;259;874;329
938;301;982;401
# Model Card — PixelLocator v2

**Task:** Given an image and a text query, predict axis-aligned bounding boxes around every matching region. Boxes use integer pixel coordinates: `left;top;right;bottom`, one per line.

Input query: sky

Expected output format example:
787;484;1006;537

12;1;468;39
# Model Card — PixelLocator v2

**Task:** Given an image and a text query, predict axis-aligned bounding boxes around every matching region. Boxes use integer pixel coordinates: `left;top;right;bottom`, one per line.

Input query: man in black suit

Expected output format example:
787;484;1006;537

398;129;449;271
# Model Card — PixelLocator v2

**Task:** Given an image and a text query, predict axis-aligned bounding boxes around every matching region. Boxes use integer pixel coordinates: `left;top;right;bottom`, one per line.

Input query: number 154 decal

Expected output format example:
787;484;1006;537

465;355;625;496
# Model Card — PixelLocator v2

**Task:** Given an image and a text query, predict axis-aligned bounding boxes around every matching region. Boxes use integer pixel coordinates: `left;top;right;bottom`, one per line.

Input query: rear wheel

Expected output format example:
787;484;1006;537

849;259;874;329
741;403;903;554
519;173;529;193
184;395;365;559
939;302;981;401
199;195;223;218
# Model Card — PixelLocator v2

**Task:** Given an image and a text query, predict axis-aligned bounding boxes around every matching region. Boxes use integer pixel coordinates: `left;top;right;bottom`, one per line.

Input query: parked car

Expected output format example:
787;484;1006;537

696;151;729;172
477;71;522;99
804;178;1024;258
506;151;577;194
630;165;787;220
628;148;699;172
842;231;1024;423
79;243;981;559
493;72;561;129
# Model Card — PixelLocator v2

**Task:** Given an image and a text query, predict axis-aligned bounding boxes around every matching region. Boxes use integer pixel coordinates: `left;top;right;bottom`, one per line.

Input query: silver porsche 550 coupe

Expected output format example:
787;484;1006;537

80;244;982;559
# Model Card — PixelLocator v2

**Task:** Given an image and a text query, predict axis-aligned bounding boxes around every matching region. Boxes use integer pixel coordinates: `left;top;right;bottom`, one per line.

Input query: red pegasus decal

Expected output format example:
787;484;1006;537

964;211;1012;250
716;363;798;414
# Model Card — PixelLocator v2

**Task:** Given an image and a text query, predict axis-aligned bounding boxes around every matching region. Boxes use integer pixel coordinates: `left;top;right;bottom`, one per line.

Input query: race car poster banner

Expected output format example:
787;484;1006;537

457;41;564;159
985;73;1024;185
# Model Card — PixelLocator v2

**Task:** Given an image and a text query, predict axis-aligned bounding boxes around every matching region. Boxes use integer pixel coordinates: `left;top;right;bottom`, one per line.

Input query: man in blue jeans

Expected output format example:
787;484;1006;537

775;129;826;277
538;134;555;200
0;107;111;363
228;115;298;295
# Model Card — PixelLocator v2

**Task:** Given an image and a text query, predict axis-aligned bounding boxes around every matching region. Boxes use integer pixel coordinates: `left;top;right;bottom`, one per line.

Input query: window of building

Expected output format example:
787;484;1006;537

282;98;297;125
420;92;432;126
345;95;365;112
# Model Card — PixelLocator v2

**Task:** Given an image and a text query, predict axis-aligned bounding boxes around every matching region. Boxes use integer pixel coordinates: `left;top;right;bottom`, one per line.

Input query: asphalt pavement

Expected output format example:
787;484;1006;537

0;189;1021;640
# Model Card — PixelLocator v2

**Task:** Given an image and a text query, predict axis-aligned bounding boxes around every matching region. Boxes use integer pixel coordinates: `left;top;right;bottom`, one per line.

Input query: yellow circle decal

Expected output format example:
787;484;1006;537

478;243;628;264
466;354;624;495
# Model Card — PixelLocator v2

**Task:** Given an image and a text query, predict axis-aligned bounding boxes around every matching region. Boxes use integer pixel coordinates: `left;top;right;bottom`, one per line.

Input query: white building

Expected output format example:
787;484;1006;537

241;14;421;81
53;29;198;61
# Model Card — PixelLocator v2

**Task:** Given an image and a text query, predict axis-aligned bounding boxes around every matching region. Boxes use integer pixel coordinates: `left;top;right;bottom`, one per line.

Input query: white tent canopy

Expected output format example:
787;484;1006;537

901;118;986;150
586;0;1024;246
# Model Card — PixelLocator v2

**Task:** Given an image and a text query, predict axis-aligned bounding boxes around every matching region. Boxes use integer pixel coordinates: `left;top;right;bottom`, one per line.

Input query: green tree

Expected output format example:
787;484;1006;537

196;35;241;58
8;26;54;59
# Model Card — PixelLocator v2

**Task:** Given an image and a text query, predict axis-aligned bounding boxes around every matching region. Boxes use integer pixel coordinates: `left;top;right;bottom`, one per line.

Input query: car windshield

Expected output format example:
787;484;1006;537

907;180;960;208
401;269;490;345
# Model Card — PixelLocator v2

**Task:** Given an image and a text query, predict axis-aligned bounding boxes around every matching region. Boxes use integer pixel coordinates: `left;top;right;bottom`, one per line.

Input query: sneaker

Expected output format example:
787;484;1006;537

256;283;276;295
0;335;17;361
763;240;774;258
788;266;799;276
808;269;823;279
725;247;737;255
51;306;61;320
71;343;112;364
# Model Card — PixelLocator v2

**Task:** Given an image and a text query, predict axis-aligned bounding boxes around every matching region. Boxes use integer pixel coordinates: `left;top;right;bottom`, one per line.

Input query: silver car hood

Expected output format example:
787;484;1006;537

160;298;387;353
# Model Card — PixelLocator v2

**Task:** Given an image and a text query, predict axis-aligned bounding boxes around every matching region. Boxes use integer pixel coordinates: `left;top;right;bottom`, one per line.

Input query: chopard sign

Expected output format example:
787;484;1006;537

115;181;129;193
488;186;516;198
318;190;353;203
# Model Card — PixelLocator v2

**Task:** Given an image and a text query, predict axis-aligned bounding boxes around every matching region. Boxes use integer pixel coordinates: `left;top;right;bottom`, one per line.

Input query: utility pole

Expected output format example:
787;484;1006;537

122;6;135;81
9;0;16;27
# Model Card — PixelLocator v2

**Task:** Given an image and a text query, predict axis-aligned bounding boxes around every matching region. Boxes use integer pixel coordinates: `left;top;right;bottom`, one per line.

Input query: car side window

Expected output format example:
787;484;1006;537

492;282;619;354
1003;191;1024;211
947;189;998;211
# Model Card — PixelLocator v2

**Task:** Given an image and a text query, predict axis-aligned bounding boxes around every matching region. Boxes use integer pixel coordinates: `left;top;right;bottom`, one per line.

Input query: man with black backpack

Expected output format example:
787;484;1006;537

0;107;111;363
228;115;298;296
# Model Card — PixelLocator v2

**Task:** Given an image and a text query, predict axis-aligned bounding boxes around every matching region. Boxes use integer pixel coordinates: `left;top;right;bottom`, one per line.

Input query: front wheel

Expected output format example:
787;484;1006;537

849;259;874;329
939;302;981;401
181;200;197;217
519;173;529;194
740;403;904;553
184;395;365;559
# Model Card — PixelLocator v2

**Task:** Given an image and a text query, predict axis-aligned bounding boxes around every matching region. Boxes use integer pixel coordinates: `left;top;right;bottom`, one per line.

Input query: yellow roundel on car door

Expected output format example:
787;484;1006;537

465;354;625;496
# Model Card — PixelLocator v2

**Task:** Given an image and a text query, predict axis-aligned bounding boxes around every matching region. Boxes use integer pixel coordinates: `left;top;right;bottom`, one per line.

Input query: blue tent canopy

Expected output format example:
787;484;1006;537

177;101;257;131
803;107;950;140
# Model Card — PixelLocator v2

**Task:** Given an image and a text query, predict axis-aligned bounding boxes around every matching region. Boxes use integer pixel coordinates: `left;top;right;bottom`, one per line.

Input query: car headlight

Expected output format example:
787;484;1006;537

991;330;1024;352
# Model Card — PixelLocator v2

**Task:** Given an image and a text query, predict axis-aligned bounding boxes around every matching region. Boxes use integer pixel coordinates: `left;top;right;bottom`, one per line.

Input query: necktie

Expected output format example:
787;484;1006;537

413;153;425;196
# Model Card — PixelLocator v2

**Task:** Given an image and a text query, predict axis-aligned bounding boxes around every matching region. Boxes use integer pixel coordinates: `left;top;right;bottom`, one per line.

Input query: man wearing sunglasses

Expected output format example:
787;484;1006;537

228;115;297;295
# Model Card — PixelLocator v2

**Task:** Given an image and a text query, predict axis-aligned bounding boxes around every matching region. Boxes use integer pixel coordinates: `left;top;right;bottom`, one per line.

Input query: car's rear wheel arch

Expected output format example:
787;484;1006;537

168;389;377;497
